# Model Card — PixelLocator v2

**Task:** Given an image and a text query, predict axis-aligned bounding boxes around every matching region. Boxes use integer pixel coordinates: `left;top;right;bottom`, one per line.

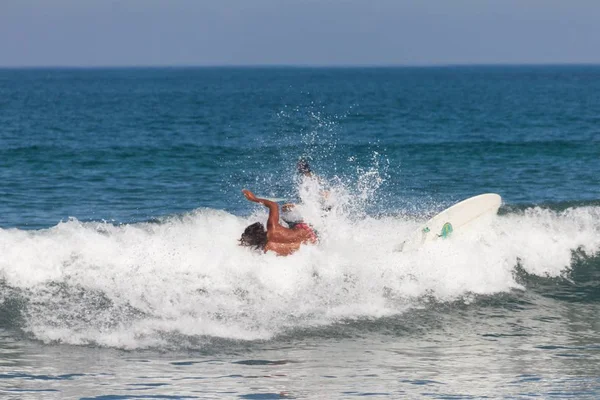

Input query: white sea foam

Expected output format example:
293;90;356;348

0;180;598;349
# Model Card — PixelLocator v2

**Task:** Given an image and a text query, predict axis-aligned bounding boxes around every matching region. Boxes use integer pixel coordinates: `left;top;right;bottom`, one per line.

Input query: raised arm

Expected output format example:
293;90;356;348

242;189;280;229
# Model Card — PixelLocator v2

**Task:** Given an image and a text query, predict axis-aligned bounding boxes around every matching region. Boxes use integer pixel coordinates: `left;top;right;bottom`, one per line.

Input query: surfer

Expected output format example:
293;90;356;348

239;189;317;256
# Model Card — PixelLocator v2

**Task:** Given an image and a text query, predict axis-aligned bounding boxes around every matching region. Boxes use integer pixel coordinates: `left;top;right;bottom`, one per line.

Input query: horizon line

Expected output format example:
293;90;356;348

1;62;600;70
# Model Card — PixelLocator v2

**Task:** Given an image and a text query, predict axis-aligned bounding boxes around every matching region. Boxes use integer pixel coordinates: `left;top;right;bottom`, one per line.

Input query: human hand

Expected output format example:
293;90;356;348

242;189;259;202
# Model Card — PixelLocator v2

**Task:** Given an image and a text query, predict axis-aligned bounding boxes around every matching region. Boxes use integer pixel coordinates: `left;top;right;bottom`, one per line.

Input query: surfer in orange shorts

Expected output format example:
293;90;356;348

239;189;317;256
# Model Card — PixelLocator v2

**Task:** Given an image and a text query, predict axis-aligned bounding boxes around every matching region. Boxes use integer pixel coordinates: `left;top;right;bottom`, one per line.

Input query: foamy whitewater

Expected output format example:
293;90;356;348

2;175;598;350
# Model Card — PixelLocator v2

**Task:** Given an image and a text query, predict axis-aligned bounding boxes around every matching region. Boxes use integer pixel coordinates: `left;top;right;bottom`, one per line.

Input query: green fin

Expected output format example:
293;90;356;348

440;222;453;238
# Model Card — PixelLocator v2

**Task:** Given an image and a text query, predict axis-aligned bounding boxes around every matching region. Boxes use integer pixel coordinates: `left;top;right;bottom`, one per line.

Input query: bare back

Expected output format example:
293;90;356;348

265;224;316;255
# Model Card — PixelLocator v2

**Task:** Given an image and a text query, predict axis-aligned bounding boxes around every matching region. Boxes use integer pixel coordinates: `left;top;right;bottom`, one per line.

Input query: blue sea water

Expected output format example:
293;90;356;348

0;66;599;398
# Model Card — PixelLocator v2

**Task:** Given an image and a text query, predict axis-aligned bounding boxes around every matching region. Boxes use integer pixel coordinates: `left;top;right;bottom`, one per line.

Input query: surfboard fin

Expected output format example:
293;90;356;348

438;222;453;238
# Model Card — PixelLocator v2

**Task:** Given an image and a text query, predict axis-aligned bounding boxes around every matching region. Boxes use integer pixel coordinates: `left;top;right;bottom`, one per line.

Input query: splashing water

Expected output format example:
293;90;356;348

0;165;599;350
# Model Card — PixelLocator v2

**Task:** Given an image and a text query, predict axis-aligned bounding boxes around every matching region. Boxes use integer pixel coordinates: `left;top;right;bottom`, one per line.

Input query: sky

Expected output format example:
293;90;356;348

1;0;599;67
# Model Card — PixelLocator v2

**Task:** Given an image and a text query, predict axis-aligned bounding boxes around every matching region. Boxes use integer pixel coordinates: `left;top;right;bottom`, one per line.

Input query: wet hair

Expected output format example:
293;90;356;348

239;222;267;250
297;157;312;174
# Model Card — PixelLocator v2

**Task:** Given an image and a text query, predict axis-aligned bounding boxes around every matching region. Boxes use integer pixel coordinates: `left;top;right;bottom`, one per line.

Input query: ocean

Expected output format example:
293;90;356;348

0;66;599;399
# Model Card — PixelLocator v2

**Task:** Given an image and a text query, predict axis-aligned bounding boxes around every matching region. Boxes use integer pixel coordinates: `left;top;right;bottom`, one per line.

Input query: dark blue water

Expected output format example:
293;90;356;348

2;67;598;229
1;67;599;398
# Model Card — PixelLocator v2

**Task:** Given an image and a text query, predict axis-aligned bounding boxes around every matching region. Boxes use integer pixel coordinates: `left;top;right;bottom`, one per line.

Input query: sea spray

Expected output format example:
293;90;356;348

0;178;599;349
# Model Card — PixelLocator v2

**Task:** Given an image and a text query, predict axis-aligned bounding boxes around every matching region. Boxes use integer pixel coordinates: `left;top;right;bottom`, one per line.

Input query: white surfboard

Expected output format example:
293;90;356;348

398;193;502;252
